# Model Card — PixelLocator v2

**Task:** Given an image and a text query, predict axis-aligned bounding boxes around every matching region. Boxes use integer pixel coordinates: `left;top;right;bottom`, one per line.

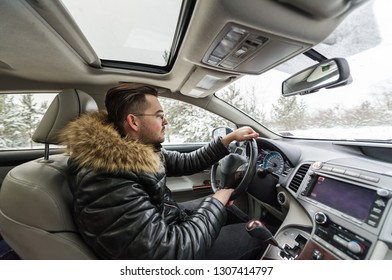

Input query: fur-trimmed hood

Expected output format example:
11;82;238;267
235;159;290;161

58;110;161;174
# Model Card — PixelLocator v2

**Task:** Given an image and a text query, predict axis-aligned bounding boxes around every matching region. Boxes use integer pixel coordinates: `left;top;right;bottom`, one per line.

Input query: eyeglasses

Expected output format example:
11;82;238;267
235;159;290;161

132;112;165;121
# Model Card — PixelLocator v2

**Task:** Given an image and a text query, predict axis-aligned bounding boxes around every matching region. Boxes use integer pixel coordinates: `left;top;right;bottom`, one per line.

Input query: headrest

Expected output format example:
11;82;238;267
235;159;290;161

32;89;98;144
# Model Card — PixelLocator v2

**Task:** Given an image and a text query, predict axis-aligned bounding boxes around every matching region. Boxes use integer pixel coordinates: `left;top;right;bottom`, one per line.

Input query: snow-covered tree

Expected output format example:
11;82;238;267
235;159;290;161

160;98;233;143
270;96;307;130
0;94;48;149
217;83;267;123
0;95;23;148
19;94;47;148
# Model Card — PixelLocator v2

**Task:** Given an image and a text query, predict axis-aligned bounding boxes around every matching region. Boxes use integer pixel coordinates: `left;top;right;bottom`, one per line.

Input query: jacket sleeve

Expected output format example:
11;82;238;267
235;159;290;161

163;137;230;176
73;171;227;260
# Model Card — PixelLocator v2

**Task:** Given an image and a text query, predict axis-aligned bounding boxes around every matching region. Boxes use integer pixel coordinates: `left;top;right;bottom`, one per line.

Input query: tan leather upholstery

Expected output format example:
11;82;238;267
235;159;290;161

0;89;98;259
33;89;98;144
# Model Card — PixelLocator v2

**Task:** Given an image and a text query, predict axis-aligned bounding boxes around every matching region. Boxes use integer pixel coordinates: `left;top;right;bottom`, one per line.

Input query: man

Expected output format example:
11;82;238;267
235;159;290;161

59;83;265;259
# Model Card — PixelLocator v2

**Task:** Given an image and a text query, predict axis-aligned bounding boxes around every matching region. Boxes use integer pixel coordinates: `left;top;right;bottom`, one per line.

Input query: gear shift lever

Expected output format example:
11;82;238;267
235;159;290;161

246;219;295;259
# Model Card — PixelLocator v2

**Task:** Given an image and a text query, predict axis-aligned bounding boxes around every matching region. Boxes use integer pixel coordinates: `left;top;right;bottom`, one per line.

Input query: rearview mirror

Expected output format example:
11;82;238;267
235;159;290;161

282;58;351;97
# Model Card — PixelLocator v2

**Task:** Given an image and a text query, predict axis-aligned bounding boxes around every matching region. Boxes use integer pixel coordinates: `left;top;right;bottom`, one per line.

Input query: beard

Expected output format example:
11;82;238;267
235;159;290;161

139;127;165;145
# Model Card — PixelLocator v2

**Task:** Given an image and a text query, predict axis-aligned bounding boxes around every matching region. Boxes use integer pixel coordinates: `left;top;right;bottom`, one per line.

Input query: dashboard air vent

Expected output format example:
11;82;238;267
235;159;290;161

288;163;311;193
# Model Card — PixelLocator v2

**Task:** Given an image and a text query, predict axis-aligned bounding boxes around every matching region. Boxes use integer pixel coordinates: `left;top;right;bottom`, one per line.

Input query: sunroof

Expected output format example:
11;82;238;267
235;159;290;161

61;0;183;67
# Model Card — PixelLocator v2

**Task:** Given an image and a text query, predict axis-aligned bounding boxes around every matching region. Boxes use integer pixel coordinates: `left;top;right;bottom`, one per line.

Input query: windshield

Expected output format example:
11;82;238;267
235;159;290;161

215;0;392;142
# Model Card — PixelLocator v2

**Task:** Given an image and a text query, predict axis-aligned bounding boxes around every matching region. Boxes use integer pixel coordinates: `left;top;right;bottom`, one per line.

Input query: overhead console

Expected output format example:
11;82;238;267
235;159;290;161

180;22;310;98
202;23;309;74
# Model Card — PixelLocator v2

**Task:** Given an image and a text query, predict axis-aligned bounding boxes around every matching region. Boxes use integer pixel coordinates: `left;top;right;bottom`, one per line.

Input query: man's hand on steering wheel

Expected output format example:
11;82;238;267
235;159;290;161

211;126;259;202
221;126;259;147
212;188;235;206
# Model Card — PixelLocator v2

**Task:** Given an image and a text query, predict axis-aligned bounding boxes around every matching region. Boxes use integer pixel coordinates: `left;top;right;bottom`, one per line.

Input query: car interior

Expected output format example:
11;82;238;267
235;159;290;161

1;0;392;260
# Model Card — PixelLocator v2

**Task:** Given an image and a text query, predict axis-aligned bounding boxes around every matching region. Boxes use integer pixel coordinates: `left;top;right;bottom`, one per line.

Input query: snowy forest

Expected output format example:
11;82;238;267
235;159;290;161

1;82;391;149
160;81;392;143
0;94;48;149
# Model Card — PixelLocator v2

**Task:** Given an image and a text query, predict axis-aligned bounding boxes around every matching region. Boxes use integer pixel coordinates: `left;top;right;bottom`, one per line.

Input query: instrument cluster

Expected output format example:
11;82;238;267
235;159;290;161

257;149;290;176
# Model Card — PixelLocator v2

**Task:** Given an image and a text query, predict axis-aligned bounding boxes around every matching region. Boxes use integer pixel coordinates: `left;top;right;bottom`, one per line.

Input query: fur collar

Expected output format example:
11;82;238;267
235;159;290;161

58;110;161;174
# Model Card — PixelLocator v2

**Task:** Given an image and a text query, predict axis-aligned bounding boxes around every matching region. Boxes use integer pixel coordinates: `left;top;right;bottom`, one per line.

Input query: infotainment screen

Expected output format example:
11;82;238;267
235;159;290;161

309;176;376;221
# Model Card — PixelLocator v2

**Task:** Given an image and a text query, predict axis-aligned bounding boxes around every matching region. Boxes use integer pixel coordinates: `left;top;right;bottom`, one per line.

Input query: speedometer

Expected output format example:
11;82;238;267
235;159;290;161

263;151;285;174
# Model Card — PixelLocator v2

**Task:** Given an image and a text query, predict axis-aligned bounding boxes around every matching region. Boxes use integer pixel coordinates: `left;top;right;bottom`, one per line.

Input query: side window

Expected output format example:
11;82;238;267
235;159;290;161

159;97;236;143
0;93;57;150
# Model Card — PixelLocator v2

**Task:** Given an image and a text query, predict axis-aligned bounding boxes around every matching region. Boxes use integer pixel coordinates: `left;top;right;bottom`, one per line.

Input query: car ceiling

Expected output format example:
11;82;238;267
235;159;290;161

0;0;367;106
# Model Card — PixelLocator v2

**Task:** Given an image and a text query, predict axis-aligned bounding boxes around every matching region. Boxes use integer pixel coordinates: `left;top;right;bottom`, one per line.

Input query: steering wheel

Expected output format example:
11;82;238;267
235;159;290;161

210;139;258;200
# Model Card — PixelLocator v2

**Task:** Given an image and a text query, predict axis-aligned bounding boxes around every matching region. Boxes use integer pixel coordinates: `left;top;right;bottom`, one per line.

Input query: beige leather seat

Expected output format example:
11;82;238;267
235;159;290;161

0;89;98;259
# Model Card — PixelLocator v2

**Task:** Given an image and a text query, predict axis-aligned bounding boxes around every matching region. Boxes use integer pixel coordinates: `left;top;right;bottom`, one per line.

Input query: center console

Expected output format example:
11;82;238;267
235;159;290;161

263;161;392;260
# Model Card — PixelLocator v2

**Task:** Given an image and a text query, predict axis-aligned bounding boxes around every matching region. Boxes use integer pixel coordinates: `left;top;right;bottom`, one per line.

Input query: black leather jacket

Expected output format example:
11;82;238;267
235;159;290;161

61;111;230;259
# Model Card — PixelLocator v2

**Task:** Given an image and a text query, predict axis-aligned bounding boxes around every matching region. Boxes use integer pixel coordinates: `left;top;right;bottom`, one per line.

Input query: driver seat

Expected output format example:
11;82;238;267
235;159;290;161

0;89;98;259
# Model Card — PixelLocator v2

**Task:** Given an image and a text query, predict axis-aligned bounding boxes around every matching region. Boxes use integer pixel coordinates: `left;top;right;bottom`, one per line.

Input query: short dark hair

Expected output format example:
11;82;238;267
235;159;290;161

105;83;158;136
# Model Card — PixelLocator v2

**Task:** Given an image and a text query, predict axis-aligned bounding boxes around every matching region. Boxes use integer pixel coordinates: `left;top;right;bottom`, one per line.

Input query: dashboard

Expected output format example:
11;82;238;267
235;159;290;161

249;138;392;260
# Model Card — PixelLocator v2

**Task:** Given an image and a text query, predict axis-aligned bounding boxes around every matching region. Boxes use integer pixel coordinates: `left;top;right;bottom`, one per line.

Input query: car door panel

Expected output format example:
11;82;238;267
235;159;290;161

1;144;216;203
163;143;214;202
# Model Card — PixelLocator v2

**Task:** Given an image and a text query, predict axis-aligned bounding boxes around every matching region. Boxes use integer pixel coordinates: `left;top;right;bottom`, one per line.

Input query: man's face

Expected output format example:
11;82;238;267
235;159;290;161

137;95;168;145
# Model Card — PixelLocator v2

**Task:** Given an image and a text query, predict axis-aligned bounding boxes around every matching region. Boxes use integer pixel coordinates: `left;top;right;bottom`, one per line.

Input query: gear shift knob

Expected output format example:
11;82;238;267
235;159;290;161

246;219;295;258
246;219;279;246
